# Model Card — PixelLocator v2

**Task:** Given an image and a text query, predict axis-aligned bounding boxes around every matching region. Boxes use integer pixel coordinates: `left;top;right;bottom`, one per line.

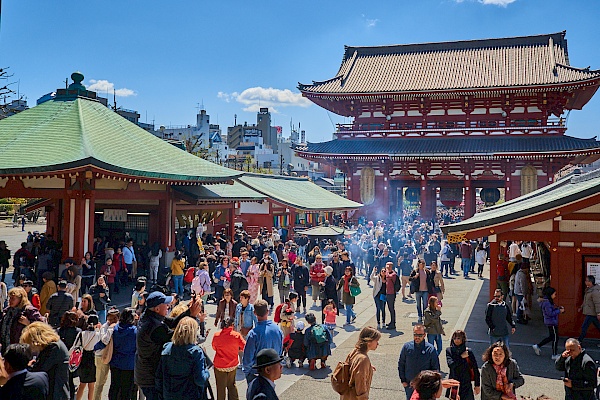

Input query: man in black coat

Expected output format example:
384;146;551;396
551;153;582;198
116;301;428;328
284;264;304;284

247;348;283;400
46;280;74;328
556;338;597;400
0;344;49;400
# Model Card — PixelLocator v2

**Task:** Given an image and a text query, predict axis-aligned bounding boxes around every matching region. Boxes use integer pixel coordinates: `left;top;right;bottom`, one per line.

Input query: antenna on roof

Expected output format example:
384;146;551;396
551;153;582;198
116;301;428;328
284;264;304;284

65;78;69;90
112;89;117;111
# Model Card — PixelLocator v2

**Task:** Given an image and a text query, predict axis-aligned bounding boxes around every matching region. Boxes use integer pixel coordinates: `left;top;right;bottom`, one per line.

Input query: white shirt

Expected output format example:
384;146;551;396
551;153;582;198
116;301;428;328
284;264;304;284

521;244;533;258
508;243;521;258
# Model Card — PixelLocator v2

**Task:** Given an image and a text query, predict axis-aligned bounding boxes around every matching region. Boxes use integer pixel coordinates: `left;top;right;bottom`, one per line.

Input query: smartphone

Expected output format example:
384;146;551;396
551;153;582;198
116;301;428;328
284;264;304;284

449;385;459;400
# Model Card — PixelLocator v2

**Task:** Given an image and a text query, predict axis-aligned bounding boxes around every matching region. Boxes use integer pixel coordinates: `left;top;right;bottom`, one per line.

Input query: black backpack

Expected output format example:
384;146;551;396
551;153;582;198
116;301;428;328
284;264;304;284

393;274;401;293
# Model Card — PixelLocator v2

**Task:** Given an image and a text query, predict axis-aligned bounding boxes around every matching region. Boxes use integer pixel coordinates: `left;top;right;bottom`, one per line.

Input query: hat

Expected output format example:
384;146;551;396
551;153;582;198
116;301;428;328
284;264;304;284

146;291;174;309
23;280;33;286
58;280;68;288
263;248;270;253
252;348;284;369
324;266;333;276
295;321;305;331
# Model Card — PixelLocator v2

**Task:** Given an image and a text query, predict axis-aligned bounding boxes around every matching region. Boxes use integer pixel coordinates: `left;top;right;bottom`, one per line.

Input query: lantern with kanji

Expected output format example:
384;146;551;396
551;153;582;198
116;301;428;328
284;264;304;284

439;187;463;208
480;188;501;206
405;188;420;205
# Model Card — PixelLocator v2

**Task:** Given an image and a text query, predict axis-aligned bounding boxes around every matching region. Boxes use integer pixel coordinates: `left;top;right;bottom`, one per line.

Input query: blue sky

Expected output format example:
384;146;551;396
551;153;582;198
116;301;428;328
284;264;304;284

2;0;600;143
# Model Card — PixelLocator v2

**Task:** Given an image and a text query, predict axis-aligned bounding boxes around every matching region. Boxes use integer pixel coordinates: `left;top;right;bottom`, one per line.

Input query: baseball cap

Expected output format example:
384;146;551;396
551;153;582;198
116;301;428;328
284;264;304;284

146;291;173;309
58;280;68;288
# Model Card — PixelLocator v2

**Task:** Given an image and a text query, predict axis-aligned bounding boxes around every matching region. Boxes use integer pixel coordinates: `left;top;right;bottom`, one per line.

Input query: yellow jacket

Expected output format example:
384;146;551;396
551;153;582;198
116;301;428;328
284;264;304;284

171;259;185;276
40;280;57;315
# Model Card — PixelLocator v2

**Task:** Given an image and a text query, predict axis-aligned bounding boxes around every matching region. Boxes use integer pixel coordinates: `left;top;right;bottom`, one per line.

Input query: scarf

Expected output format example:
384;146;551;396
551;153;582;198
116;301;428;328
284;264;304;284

0;306;22;351
493;364;516;399
343;275;351;293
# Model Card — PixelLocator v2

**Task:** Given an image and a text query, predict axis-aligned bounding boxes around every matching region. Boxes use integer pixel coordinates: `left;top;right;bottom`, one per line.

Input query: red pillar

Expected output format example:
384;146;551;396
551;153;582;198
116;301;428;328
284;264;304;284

228;205;235;242
463;181;476;219
420;179;436;220
489;239;500;299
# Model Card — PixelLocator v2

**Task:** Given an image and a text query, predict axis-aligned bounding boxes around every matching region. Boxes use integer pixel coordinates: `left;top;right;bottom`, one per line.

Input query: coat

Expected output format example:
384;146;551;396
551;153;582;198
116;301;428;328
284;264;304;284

30;340;70;400
581;284;600;316
480;359;524;400
398;340;440;384
556;350;597;399
39;280;57;315
446;344;480;400
423;308;444;335
215;299;237;326
341;348;374;400
0;370;49;400
110;323;137;370
246;375;278;400
259;262;275;297
156;342;210;400
540;297;561;326
212;326;246;369
337;276;360;305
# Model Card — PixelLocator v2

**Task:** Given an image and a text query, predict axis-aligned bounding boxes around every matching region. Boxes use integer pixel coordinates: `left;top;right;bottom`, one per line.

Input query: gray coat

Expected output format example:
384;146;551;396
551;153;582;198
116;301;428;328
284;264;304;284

480;359;524;400
582;285;600;316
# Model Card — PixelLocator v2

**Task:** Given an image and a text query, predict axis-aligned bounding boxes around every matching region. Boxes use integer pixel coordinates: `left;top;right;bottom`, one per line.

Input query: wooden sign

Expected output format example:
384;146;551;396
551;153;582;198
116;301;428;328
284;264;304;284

103;209;127;222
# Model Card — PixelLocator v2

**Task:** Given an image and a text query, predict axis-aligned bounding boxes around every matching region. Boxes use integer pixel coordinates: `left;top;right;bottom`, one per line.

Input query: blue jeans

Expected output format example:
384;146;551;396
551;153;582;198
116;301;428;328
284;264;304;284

461;258;471;277
345;303;356;324
427;333;443;355
97;309;106;324
579;315;600;342
490;334;510;348
441;260;451;276
374;296;386;324
172;274;184;297
415;291;428;319
405;386;414;399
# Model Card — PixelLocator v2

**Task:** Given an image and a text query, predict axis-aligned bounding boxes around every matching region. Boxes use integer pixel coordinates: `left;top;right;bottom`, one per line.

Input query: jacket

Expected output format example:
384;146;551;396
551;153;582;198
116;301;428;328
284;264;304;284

156;342;210;400
242;320;283;377
1;304;44;346
341;348;374;400
556;350;597;395
258;262;275;297
110;323;137;370
135;308;190;388
371;268;384;297
89;283;110;311
322;274;339;306
409;268;434;293
337;276;360;305
46;291;74;328
212;326;246;369
582;284;600;316
485;299;515;337
39;280;57;315
540;298;561;326
423;308;445;335
215;299;237;326
429;270;445;298
235;303;258;331
513;269;530;296
0;370;49;400
309;262;326;284
283;331;306;360
30;340;70;400
304;323;332;360
480;359;524;400
446;344;480;388
398;340;440;384
292;265;309;292
246;375;278;400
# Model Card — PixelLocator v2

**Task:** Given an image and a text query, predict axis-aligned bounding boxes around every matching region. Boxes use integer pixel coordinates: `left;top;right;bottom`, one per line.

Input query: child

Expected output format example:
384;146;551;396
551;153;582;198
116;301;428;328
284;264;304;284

323;299;337;334
283;321;307;368
532;286;564;360
424;296;445;355
279;293;298;337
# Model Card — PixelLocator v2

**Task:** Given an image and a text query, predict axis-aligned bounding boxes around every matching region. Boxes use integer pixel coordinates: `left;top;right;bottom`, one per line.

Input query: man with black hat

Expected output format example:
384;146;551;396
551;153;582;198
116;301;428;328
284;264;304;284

45;280;74;328
246;348;283;400
135;291;203;400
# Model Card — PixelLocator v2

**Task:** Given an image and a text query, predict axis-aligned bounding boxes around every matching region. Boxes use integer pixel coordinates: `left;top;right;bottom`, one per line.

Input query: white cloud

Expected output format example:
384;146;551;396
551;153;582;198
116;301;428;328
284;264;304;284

453;0;516;5
366;18;379;28
87;79;136;97
218;87;311;113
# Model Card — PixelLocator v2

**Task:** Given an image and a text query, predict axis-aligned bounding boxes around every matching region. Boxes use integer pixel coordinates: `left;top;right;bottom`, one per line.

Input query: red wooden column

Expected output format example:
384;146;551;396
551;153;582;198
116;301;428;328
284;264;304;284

228;205;235;242
488;238;500;299
463;180;476;219
420;179;436;220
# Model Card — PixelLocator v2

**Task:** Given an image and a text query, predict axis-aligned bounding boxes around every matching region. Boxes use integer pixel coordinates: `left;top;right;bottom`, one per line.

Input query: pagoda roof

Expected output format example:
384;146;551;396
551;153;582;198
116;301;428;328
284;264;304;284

296;135;600;158
0;96;240;182
299;32;600;96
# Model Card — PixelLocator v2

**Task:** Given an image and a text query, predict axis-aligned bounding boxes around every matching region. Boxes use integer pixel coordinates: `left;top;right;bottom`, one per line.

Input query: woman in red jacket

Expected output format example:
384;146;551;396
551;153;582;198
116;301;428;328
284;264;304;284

309;254;326;308
212;317;246;400
112;247;126;293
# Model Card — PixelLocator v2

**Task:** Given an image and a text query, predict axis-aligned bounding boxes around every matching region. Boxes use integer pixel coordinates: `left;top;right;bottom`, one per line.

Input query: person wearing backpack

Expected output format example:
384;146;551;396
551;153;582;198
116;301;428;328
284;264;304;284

336;267;360;326
334;326;381;399
303;312;332;370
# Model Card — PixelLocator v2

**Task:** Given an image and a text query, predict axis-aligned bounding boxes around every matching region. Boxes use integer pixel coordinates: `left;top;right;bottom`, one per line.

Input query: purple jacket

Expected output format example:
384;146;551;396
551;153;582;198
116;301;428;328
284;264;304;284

540;298;560;326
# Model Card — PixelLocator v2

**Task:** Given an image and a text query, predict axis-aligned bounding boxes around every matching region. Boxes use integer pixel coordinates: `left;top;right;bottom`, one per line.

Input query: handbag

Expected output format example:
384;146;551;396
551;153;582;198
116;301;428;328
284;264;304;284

349;285;361;297
102;336;114;365
379;293;387;302
68;333;84;372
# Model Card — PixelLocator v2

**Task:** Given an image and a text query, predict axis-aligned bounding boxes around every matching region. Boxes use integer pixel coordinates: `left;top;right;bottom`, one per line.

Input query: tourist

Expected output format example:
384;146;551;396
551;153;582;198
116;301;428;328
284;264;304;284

194;261;212;303
496;254;509;300
459;240;472;278
212;317;245;400
81;252;96;294
409;259;432;324
0;286;44;352
76;314;100;400
46;280;75;328
234;290;257;338
446;330;480;400
99;258;117;297
337;266;359;326
410;370;460;400
303;312;332;370
258;251;275;308
278;293;297;337
112;247;126;293
398;324;440;399
0;241;10;284
399;240;416;297
282;321;306;368
340;326;381;400
229;261;247;302
310;254;326;308
384;261;399;330
108;308;137;400
58;311;81;399
39;271;57;315
319;266;339;324
520;241;533;263
170;251;185;298
131;279;146;309
246;256;261;304
135;291;202;400
76;293;97;329
156;316;211;400
532;287;564;360
480;341;524;400
475;244;487;278
215;288;237;328
555;338;596;400
147;242;162;285
0;343;49;399
307;245;321;264
89;276;110;324
439;240;453;277
323;298;338;333
371;267;387;329
246;348;283;400
23;279;40;310
213;256;230;302
292;256;309;314
485;288;516;347
92;308;119;400
20;321;70;400
122;239;136;281
577;274;600;343
276;259;292;303
513;263;531;324
508;241;521;262
424;296;444;356
242;299;283;383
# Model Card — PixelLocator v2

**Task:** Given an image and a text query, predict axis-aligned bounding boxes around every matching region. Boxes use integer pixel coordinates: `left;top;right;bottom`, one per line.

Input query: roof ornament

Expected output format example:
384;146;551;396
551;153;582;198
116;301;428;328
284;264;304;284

68;71;86;92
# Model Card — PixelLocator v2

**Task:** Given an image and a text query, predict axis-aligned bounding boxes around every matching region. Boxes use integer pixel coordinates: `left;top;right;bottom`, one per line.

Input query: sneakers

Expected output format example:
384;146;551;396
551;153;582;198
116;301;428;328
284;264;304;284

532;344;541;356
303;307;307;314
285;357;292;368
351;315;357;323
377;322;381;329
551;354;560;361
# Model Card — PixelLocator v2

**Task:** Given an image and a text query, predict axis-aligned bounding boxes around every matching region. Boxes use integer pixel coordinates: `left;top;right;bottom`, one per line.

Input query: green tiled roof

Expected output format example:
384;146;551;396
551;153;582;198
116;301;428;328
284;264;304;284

238;174;362;211
0;97;240;182
442;170;600;235
174;181;266;202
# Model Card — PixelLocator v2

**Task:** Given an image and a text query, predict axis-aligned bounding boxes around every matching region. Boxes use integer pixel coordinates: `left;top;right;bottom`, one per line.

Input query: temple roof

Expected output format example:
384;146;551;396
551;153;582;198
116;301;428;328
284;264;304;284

296;136;600;157
0;96;240;182
299;32;600;95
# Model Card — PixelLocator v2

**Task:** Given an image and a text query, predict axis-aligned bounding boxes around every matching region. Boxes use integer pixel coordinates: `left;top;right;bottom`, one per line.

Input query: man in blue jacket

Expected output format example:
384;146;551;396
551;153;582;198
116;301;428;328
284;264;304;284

398;324;440;399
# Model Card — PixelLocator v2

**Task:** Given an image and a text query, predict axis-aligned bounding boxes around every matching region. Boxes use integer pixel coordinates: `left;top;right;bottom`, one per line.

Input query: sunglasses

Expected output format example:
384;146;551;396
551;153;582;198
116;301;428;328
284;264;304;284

413;333;425;337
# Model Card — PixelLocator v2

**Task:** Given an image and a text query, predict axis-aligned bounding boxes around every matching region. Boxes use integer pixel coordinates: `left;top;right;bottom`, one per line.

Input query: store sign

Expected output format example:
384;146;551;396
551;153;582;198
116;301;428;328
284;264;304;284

587;262;600;285
104;209;127;222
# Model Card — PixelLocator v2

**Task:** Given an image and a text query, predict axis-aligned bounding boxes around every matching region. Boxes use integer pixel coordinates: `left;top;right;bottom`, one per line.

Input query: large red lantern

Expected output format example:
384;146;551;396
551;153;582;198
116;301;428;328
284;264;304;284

439;187;462;208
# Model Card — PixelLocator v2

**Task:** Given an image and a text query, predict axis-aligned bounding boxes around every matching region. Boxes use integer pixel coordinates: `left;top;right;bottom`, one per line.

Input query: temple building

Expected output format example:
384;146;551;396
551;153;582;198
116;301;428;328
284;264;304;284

296;32;600;221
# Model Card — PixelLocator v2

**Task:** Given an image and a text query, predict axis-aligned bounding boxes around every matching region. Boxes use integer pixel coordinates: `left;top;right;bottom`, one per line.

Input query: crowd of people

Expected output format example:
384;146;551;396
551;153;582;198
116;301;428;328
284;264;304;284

0;218;593;400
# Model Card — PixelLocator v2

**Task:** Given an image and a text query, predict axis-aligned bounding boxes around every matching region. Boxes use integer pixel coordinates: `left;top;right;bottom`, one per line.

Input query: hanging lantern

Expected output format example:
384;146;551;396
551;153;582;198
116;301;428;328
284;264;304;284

480;188;501;206
405;188;420;204
439;187;463;208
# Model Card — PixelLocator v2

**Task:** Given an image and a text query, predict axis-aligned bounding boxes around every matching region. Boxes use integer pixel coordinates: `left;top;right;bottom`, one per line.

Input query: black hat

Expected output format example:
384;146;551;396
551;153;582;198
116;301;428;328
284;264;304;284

252;348;284;369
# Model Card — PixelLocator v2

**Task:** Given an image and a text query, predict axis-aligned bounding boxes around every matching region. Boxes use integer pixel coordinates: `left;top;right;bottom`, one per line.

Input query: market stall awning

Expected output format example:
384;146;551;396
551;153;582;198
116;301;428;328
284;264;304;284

295;225;357;237
238;174;362;211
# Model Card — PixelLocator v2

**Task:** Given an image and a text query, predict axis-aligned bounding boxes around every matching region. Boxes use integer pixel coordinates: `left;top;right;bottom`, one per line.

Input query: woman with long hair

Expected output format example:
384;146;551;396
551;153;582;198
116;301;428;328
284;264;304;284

371;267;387;329
214;288;237;328
446;330;480;400
66;264;82;308
77;293;97;329
423;296;444;356
20;321;70;400
480;342;524;400
307;245;321;265
0;286;43;352
340;326;381;399
337;266;360;326
532;286;564;360
148;242;162;285
156;316;210;399
108;307;138;400
92;308;120;400
246;256;261;304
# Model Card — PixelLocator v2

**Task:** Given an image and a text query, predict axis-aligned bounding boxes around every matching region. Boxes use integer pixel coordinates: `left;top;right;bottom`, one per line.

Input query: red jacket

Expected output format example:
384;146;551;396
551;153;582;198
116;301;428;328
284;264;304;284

211;327;245;369
309;262;326;284
100;264;116;283
113;253;126;273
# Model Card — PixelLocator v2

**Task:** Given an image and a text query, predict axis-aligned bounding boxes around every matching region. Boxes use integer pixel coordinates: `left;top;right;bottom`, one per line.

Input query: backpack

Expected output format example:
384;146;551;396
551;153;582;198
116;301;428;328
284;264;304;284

331;356;351;394
273;304;284;323
184;267;195;284
393;274;401;293
496;262;508;281
312;324;329;344
238;273;249;291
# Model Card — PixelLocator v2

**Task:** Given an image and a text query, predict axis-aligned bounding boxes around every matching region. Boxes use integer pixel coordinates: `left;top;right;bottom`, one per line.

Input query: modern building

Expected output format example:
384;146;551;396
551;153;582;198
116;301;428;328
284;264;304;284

296;32;600;222
0;99;29;119
227;108;278;153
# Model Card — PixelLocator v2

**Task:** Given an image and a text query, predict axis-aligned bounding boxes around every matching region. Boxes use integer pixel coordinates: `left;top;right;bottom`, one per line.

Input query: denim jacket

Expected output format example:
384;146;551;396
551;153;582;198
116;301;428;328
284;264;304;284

234;303;258;331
